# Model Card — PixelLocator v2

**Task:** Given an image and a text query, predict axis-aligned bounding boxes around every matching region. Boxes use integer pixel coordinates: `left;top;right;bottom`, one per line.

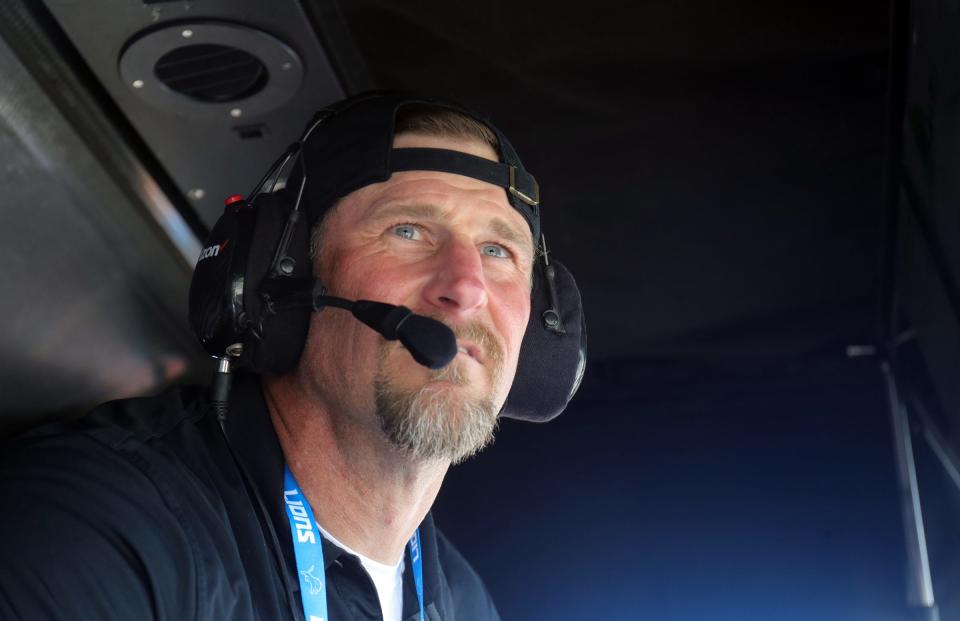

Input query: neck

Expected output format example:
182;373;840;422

263;374;448;565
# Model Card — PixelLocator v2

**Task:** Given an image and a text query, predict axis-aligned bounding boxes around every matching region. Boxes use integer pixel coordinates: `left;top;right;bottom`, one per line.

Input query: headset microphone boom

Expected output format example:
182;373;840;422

257;275;457;370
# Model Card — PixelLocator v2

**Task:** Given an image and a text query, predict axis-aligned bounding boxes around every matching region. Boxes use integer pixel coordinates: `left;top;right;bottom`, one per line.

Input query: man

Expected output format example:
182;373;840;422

260;104;533;619
0;93;584;620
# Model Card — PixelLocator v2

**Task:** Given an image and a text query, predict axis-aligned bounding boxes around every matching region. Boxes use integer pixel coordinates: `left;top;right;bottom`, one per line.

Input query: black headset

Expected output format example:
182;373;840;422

188;92;586;422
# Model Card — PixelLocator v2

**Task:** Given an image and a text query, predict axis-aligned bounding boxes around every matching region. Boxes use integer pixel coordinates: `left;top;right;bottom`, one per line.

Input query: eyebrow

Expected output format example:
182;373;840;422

370;202;443;224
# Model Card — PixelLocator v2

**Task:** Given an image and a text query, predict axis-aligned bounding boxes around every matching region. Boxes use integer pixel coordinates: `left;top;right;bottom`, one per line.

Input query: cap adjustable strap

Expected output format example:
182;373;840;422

389;147;540;238
390;147;539;205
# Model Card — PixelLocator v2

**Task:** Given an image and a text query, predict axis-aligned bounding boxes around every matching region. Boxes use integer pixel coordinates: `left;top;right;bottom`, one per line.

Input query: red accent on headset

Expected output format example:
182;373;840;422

224;194;245;207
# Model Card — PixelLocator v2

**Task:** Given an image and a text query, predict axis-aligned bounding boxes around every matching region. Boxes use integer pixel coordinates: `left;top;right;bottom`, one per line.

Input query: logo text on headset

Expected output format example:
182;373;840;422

197;240;229;263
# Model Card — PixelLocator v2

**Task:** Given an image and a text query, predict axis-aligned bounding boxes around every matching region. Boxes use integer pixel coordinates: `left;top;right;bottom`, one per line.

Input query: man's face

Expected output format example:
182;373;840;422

297;132;534;463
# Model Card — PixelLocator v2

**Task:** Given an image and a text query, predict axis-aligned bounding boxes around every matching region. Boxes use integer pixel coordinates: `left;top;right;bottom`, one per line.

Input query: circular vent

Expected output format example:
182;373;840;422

120;22;303;119
155;44;268;103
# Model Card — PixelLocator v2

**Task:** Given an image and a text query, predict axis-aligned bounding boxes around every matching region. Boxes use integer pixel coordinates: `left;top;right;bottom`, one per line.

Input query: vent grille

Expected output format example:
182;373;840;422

154;44;267;103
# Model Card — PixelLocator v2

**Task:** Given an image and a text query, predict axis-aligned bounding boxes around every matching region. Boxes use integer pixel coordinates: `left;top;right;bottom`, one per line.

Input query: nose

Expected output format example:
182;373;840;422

421;238;488;317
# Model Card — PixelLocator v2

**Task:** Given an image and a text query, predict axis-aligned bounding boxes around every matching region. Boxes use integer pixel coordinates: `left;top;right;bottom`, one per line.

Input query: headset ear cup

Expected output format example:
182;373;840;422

239;191;313;374
501;259;587;422
188;205;251;358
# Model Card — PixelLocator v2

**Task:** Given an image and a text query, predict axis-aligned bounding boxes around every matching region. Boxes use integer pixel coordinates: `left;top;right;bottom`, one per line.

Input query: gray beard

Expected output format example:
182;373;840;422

373;322;503;464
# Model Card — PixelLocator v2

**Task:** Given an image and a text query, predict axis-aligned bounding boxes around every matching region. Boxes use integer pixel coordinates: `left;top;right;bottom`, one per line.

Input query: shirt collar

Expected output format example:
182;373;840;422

222;371;442;597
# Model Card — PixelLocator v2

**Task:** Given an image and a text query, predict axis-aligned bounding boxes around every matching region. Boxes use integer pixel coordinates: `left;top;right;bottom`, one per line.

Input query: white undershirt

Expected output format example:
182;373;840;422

316;523;405;621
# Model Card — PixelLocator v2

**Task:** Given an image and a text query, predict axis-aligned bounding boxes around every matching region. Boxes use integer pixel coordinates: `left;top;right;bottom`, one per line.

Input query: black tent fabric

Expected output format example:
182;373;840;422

435;356;907;620
336;0;889;364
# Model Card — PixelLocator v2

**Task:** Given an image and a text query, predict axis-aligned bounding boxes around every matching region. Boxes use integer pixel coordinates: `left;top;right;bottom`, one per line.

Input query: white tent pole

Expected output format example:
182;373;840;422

882;362;937;616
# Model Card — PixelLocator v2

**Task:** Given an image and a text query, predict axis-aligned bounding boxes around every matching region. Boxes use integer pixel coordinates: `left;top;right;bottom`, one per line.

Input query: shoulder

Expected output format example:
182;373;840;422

0;385;214;620
0;384;216;521
2;383;211;485
7;383;209;453
434;528;501;621
81;383;210;446
0;382;226;546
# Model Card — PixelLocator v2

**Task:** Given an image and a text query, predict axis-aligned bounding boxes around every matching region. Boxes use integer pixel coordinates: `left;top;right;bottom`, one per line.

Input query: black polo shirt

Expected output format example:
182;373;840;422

0;374;500;621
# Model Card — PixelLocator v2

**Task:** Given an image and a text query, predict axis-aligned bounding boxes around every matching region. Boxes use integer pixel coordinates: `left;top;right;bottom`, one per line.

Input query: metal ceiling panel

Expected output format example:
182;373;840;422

40;0;346;226
0;26;204;434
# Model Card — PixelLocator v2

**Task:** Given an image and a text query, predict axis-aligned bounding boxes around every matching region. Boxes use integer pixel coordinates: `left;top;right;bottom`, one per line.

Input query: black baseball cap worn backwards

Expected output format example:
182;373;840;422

189;91;586;422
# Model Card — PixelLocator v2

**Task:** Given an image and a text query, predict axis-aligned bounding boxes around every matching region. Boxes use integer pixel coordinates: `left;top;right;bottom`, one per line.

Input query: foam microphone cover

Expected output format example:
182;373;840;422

396;314;457;369
351;301;457;369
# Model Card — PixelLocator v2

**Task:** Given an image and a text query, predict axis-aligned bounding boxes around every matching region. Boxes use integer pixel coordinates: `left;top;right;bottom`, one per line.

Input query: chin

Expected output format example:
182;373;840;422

373;354;499;464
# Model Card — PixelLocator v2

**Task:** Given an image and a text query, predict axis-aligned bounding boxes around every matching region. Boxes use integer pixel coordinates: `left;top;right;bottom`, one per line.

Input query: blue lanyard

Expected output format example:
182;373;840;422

283;465;425;621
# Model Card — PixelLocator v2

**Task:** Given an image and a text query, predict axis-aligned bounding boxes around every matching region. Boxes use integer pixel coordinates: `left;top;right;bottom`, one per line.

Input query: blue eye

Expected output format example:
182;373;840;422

481;244;511;259
392;224;421;240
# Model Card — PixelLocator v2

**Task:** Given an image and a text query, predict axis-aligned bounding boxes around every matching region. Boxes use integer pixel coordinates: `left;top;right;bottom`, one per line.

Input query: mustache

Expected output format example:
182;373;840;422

426;317;504;381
